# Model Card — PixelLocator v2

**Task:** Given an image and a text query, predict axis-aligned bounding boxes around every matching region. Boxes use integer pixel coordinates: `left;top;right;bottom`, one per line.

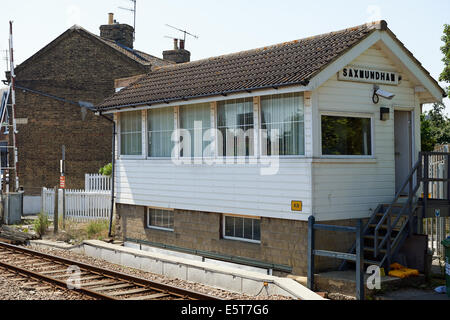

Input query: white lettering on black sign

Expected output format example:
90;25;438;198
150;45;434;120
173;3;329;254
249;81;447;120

338;66;399;85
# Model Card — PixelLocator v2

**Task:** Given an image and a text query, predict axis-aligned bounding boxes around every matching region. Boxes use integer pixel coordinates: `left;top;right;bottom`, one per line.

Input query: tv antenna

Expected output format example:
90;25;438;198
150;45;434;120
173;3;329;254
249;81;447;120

165;24;198;43
119;0;137;40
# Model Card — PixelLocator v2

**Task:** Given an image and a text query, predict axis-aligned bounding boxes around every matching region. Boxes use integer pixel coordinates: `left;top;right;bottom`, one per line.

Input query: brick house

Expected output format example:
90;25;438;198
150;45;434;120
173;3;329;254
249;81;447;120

4;15;176;213
96;21;446;276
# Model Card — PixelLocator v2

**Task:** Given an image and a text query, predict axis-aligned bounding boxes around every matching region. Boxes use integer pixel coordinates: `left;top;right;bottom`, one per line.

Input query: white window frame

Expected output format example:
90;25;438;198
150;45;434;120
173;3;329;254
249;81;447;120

178;103;215;161
222;214;261;244
146;106;176;160
117;91;309;161
118;111;146;160
319;111;375;159
258;92;306;159
215;98;257;161
146;207;175;232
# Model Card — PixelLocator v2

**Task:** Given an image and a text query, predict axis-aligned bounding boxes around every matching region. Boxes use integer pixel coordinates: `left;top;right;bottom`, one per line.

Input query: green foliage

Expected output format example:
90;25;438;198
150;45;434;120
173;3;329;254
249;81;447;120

439;24;450;95
421;103;450;151
33;213;50;237
86;220;109;239
420;113;436;152
99;163;112;176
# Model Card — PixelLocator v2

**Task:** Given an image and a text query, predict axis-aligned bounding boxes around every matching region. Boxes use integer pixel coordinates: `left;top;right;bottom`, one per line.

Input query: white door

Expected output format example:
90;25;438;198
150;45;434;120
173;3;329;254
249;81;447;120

394;111;413;194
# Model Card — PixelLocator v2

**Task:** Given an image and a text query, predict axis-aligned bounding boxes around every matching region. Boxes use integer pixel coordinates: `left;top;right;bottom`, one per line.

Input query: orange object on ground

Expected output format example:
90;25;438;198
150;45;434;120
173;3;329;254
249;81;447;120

388;263;420;278
390;263;403;270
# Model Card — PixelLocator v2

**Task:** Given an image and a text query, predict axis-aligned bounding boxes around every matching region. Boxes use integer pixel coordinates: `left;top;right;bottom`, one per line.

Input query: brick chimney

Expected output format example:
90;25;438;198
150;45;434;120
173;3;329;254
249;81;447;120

100;13;134;49
163;38;191;64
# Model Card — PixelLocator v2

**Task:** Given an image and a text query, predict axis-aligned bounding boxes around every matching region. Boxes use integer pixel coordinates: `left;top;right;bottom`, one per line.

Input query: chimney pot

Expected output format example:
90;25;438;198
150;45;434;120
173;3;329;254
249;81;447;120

173;39;179;50
100;18;135;48
108;13;114;25
179;39;185;50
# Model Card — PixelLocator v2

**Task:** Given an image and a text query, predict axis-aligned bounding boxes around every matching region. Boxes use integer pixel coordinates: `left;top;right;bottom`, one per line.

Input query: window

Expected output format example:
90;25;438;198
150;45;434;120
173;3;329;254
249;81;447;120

217;98;254;157
179;103;212;158
223;215;261;243
147;208;174;231
260;93;304;156
148;108;174;158
120;111;142;156
321;115;372;156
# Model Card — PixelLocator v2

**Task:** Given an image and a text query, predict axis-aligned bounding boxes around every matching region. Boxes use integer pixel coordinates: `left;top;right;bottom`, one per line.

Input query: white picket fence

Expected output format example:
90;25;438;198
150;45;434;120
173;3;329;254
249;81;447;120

42;187;111;222
85;174;111;191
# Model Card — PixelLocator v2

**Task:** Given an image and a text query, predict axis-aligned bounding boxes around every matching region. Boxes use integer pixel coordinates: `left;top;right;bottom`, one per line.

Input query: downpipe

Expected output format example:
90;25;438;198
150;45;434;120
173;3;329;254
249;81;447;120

98;113;115;238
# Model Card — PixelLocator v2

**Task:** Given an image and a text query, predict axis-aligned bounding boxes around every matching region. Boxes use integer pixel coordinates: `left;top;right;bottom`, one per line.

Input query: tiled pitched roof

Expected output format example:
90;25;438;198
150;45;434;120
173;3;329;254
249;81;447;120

97;21;385;111
83;27;171;67
15;25;171;74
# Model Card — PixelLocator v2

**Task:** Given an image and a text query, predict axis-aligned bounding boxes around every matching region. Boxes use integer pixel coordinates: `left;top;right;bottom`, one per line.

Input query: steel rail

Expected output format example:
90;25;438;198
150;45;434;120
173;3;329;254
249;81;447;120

0;242;222;300
0;260;115;300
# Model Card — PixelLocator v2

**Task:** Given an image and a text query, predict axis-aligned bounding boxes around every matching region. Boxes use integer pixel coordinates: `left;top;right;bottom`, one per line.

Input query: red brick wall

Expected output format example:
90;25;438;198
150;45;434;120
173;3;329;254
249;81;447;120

13;30;150;195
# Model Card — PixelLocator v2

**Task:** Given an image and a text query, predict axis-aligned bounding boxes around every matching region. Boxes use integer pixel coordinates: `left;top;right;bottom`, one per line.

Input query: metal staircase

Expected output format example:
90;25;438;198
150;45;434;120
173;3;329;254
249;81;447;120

340;159;422;272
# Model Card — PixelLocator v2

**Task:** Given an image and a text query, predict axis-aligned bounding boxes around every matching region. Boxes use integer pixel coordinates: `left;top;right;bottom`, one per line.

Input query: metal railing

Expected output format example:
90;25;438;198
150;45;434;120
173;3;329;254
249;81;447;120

421;150;450;257
307;216;365;300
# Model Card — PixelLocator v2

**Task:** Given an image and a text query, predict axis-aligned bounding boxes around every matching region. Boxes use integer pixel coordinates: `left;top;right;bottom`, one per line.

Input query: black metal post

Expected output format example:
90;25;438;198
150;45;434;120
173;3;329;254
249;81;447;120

61;145;65;229
356;219;364;300
108;121;116;238
95;113;116;239
53;185;58;234
307;215;315;291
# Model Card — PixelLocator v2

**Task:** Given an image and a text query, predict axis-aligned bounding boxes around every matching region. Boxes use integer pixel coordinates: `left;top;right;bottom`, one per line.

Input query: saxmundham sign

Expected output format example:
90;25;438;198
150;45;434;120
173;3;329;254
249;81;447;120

338;66;399;85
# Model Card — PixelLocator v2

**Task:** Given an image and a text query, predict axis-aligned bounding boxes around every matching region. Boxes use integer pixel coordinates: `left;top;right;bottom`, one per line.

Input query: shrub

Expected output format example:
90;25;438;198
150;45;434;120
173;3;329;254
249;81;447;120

33;213;50;237
86;220;109;239
99;163;112;176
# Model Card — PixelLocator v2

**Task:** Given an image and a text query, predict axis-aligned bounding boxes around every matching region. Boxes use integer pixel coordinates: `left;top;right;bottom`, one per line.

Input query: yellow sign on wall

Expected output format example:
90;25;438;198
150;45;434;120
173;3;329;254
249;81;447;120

291;201;302;212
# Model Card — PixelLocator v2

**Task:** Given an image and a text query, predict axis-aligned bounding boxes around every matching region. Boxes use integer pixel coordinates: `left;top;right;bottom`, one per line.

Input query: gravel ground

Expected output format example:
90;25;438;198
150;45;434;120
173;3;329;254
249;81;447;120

27;244;294;300
0;271;93;300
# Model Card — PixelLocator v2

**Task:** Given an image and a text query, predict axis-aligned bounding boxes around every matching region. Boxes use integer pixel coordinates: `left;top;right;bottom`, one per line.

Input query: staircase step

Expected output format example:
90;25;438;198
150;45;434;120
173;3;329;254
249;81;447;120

368;224;401;231
375;212;410;217
364;235;395;241
364;247;387;254
364;259;382;266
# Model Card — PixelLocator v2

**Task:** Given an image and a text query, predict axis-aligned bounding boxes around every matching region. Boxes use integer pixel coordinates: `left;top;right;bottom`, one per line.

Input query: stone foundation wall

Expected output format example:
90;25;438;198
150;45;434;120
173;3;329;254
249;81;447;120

115;203;358;275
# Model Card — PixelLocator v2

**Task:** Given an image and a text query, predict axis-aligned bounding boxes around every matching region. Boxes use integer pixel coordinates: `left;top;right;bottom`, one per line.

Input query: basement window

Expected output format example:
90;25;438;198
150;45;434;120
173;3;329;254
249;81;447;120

146;208;174;231
321;114;372;156
223;215;261;243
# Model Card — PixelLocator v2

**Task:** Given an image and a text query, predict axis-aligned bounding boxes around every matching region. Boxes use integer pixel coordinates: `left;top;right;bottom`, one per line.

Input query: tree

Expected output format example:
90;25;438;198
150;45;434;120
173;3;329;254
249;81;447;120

439;24;450;96
421;103;450;151
420;113;436;152
420;25;450;151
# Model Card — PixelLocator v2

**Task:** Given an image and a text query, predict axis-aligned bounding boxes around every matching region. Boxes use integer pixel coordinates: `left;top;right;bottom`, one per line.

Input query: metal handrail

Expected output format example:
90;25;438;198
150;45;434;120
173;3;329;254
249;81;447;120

374;159;421;257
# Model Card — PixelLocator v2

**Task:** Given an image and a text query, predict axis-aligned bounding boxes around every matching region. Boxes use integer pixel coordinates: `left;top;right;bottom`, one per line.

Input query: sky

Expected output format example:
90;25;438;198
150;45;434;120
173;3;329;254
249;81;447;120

0;0;448;112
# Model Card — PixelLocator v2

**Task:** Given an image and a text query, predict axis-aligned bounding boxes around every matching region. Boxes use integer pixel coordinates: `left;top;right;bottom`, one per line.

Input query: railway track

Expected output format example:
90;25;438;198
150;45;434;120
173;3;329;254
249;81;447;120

0;241;222;300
